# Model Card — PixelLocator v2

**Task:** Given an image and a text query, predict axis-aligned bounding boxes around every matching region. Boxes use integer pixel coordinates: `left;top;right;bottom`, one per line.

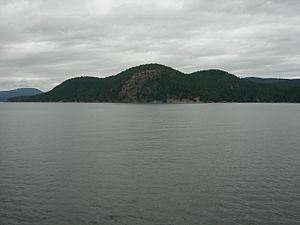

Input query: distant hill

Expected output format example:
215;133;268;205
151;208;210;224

243;77;300;87
9;64;300;103
0;88;42;102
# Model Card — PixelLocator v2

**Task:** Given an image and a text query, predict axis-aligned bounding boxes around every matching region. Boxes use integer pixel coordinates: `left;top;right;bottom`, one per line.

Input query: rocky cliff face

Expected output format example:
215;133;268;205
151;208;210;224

118;69;160;102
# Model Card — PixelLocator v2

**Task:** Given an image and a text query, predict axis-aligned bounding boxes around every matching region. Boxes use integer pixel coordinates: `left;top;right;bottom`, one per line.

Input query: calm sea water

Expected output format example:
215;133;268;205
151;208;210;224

0;103;299;225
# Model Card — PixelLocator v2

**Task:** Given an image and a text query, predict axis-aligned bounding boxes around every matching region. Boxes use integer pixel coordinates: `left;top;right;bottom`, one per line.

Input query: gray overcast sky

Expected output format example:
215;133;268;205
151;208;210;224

0;0;299;91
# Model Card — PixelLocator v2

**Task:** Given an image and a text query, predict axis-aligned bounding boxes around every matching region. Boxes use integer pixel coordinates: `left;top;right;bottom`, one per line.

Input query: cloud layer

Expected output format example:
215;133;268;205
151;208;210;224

0;0;299;90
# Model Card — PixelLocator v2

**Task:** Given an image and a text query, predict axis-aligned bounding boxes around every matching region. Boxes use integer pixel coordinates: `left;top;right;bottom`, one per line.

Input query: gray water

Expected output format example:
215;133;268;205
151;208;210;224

0;103;299;225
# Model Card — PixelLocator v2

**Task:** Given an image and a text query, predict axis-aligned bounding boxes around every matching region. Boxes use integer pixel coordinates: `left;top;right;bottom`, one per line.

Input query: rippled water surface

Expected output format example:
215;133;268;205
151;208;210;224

0;103;300;225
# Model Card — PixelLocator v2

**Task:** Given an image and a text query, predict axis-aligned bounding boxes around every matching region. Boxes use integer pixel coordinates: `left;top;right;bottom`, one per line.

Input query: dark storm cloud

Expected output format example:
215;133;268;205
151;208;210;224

0;0;299;90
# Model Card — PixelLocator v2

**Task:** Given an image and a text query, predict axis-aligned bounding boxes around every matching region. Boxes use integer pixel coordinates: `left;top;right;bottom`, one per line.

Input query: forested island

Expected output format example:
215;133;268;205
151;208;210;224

9;64;300;103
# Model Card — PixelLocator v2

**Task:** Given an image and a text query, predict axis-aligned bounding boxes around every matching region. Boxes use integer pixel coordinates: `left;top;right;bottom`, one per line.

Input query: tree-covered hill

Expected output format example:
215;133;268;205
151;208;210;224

9;64;300;103
0;88;42;102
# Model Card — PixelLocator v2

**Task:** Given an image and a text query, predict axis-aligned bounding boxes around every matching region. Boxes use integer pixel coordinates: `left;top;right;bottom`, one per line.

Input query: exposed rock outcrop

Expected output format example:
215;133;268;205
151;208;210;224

119;69;159;102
